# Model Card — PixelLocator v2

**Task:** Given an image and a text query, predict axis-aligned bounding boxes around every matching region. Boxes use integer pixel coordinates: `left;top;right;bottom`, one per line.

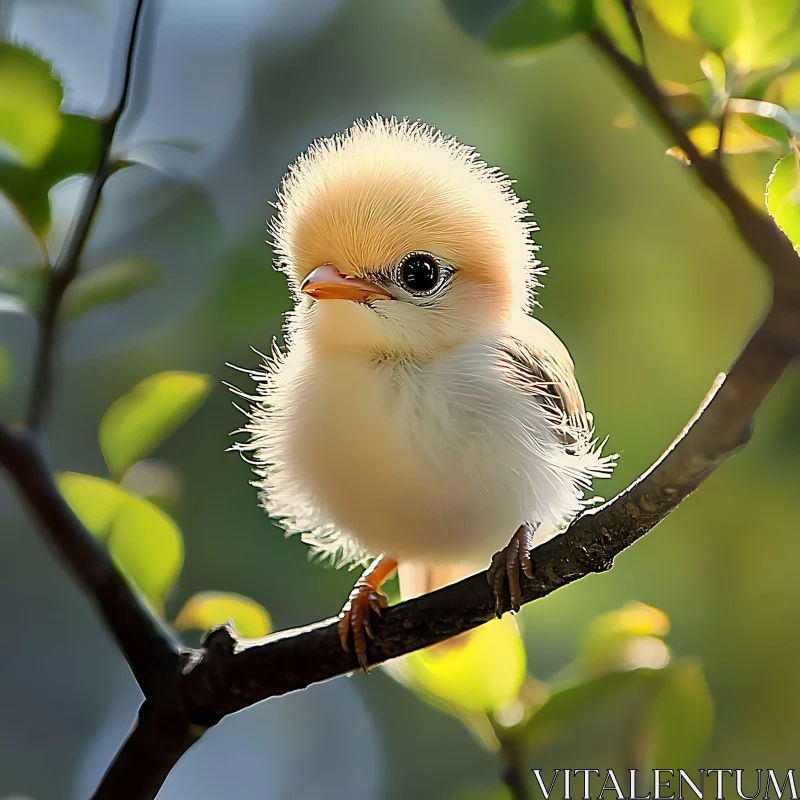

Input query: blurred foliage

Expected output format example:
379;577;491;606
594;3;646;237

387;601;713;799
445;0;800;250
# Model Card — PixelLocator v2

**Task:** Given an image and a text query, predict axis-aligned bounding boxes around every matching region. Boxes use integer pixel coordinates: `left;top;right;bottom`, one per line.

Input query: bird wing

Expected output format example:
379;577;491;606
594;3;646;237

496;315;592;446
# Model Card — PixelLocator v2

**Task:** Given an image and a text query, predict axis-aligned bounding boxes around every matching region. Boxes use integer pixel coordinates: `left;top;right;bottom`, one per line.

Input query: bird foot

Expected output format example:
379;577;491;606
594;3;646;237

338;580;389;673
487;522;536;617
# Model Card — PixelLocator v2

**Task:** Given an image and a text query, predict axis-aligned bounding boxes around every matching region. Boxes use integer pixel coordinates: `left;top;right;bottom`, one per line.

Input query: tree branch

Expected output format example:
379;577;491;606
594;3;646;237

0;424;181;694
27;0;148;430
2;9;799;800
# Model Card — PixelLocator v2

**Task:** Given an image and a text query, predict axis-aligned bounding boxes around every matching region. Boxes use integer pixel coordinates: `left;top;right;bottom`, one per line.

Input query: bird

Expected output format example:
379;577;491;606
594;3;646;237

239;116;614;671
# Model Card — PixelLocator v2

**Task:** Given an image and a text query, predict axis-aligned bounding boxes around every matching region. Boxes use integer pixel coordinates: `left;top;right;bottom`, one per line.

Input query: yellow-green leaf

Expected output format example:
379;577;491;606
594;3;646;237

644;661;714;766
107;495;184;608
99;371;211;479
64;257;161;320
579;601;671;674
645;0;695;41
0;43;63;166
57;472;129;540
175;591;272;637
0;113;102;236
391;616;526;714
767;153;800;249
691;0;741;53
732;0;798;67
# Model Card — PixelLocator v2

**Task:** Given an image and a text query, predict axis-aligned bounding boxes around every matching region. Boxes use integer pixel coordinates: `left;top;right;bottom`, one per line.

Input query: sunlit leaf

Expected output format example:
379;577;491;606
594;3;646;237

64;257;161;320
766;153;800;249
643;661;713;766
58;472;184;607
0;113;102;235
57;472;129;540
524;668;660;749
107;495;184;608
579;601;671;674
0;43;63;167
733;0;799;67
99;371;211;480
688;118;778;155
645;0;695;41
691;0;741;53
0;265;46;314
175;591;272;637
391;616;526;714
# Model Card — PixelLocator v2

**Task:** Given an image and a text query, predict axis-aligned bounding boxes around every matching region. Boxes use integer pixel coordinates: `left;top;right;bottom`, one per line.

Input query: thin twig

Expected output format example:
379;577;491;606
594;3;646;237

0;424;181;694
26;0;148;430
620;0;647;66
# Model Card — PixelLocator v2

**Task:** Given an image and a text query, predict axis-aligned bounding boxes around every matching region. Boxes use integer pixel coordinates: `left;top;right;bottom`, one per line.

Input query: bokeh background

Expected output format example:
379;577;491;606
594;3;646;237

1;0;798;798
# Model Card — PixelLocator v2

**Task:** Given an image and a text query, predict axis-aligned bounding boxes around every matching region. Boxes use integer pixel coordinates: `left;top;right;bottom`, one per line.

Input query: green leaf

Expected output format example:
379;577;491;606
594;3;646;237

0;43;63;167
733;0;799;67
175;591;272;637
57;472;130;541
64;257;161;320
0;113;102;236
643;661;713;766
58;471;184;607
0;344;11;393
107;495;184;608
486;0;593;53
0;265;47;314
389;616;526;714
766;153;800;249
524;669;659;749
645;0;695;41
444;0;593;54
99;371;211;480
691;0;741;53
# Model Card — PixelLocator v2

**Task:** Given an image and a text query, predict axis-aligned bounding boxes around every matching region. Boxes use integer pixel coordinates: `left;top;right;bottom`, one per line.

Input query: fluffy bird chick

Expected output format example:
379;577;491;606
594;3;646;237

243;117;614;670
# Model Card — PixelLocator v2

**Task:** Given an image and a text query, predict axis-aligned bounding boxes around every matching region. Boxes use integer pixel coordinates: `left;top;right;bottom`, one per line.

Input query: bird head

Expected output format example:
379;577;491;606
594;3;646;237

271;116;542;360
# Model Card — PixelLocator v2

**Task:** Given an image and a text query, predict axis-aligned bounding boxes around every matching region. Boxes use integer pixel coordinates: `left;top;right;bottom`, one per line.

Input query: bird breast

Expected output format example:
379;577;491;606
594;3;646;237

254;332;593;566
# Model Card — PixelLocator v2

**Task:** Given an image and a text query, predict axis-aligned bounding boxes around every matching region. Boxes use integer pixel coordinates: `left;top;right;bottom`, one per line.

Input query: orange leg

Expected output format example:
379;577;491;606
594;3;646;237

338;555;398;673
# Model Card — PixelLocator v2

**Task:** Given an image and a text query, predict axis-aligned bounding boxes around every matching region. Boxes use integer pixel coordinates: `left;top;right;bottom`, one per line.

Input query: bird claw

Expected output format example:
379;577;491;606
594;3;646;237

487;523;536;617
338;581;389;672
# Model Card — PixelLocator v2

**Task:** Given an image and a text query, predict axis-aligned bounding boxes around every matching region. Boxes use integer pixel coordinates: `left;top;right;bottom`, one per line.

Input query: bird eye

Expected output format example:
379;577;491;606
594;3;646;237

397;253;441;295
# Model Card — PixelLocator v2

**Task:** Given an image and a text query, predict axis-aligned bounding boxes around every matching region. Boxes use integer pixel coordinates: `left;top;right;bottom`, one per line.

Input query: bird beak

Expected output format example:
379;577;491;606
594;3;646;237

300;264;393;304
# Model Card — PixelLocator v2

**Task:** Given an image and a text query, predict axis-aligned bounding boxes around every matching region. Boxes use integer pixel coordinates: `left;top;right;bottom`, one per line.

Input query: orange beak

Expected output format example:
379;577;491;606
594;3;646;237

300;264;393;304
